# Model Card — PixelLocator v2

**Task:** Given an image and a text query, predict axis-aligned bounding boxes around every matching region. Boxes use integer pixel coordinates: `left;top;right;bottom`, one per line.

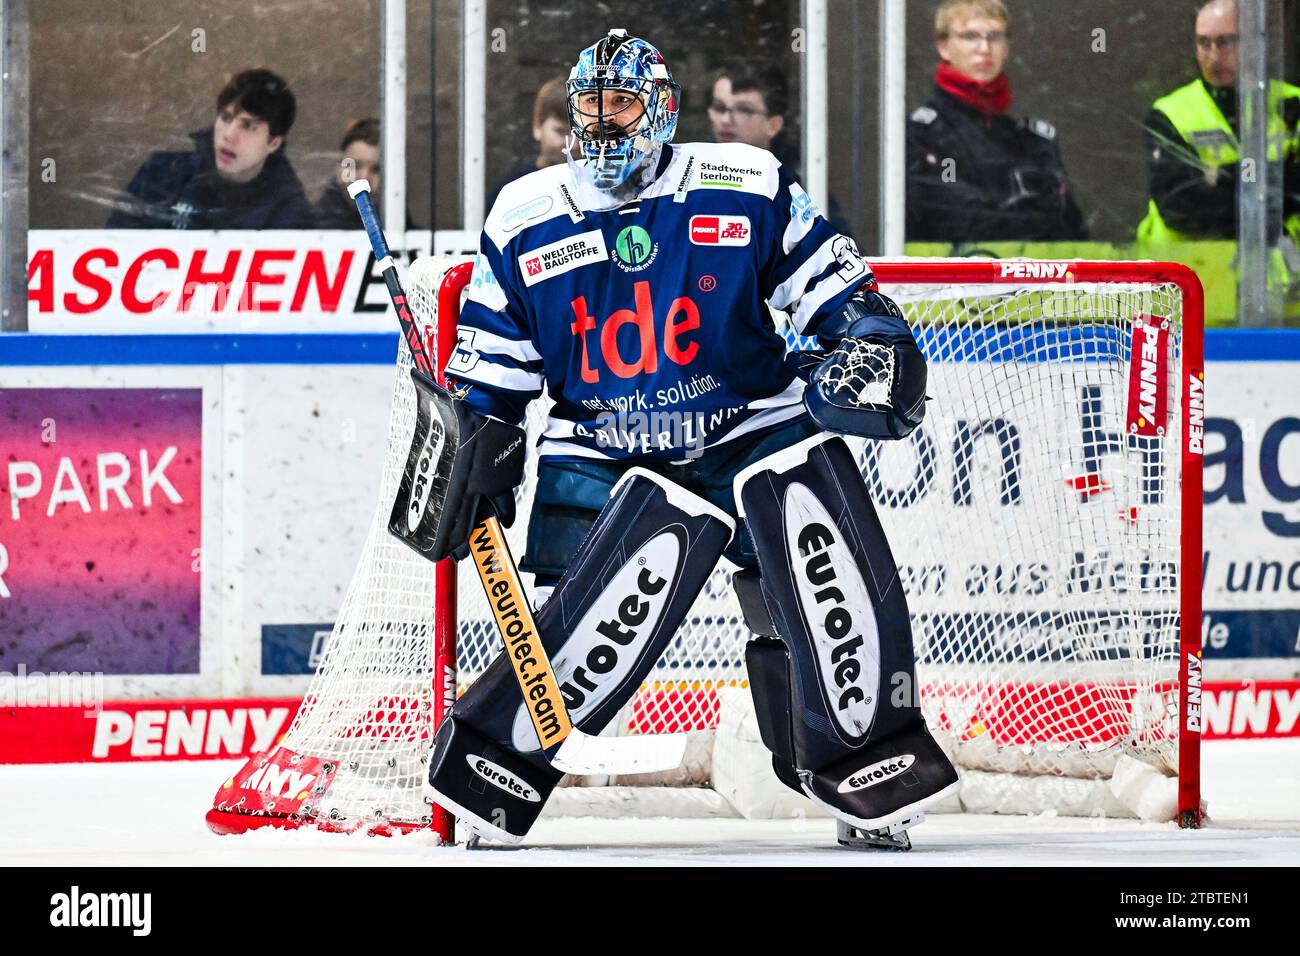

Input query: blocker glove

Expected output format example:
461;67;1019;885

387;366;527;564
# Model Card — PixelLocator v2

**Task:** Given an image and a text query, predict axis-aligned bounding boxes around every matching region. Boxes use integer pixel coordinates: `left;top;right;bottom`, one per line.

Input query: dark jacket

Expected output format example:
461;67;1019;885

107;129;315;230
905;86;1087;243
487;158;545;213
313;176;422;230
313;177;360;229
1142;77;1300;239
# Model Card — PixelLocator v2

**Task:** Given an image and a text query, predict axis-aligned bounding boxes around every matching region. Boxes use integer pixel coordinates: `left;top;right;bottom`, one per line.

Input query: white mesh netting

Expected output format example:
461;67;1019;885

270;319;440;828
812;338;897;410
274;256;1188;828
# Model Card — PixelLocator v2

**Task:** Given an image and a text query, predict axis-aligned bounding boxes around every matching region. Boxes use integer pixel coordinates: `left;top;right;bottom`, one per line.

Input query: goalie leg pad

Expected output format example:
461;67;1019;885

754;632;904;811
427;467;734;841
799;719;958;831
744;637;796;768
424;713;561;845
732;568;777;638
734;433;958;828
735;569;810;796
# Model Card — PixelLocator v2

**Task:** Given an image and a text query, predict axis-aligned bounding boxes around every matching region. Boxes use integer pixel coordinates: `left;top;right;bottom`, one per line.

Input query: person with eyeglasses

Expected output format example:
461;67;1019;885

905;0;1086;243
708;59;854;237
1137;0;1300;246
708;62;795;166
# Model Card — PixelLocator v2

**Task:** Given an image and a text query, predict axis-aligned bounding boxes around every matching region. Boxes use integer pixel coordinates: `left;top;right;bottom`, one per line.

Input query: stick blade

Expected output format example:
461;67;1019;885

551;730;688;776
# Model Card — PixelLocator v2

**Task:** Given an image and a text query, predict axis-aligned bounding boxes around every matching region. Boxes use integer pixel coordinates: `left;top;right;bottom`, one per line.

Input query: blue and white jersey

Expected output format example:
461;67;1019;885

449;141;870;462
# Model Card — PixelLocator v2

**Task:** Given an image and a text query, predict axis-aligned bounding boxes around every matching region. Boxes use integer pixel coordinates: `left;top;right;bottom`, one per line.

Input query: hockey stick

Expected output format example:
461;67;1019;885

348;180;686;777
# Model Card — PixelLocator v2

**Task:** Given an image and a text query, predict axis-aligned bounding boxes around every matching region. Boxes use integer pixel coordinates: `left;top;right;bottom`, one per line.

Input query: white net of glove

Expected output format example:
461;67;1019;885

813;339;897;409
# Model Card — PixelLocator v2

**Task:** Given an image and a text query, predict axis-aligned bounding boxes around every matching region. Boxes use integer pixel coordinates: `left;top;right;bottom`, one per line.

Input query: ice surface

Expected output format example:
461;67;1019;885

1;739;1296;866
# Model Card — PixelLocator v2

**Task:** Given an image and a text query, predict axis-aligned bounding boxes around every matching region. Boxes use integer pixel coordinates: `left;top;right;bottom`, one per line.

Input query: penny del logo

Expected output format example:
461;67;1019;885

689;215;751;246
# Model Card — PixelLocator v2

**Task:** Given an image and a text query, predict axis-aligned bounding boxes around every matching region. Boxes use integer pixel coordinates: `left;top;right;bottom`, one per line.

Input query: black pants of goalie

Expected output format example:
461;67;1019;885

734;433;960;831
424;468;734;843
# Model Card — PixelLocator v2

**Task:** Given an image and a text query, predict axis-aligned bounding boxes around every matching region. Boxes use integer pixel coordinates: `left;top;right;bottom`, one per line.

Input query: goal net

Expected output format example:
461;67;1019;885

208;256;1203;839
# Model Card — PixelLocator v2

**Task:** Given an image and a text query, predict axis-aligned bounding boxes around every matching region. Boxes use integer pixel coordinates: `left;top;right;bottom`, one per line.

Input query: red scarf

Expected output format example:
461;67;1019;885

935;62;1012;116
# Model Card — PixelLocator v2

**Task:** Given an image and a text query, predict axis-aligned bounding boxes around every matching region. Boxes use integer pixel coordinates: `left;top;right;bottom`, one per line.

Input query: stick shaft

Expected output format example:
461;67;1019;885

350;183;578;758
351;185;435;377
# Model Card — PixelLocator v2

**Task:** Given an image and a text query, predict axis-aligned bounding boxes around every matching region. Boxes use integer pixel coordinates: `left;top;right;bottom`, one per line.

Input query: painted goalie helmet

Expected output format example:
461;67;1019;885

566;29;680;191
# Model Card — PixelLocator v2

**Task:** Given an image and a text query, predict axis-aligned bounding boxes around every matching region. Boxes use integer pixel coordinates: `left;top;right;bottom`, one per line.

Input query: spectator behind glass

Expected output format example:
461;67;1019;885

906;0;1086;243
1137;0;1300;243
107;68;314;229
708;61;798;171
315;117;382;229
486;77;572;212
709;59;854;238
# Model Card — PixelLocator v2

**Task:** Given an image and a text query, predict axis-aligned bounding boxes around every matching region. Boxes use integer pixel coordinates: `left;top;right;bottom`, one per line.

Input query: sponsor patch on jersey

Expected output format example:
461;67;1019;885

613;225;658;272
698;160;764;189
789;182;820;225
689;215;751;246
467;252;508;311
557;182;584;222
500;194;554;233
673;155;695;202
518;230;608;286
469;251;497;289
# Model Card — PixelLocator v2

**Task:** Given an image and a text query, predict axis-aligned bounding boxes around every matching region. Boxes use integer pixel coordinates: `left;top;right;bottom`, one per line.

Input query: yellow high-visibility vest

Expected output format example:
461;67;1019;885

1137;78;1300;243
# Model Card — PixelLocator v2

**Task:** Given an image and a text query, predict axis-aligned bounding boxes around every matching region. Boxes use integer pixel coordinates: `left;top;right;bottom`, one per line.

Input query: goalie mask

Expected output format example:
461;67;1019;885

566;29;680;195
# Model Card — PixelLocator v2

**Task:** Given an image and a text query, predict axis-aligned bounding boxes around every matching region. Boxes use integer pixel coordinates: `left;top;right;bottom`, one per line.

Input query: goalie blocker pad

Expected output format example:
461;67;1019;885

387;366;527;562
735;433;958;830
426;468;734;843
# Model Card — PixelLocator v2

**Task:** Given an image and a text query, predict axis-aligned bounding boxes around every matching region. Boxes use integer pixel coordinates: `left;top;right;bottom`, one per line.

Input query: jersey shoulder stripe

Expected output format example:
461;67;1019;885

483;164;582;250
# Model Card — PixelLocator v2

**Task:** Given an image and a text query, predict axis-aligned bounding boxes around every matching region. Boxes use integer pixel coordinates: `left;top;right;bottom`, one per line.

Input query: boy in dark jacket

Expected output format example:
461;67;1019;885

108;68;314;230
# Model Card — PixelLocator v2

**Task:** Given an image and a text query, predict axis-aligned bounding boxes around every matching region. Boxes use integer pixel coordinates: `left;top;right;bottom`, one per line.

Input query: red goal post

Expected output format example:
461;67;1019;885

427;258;1205;833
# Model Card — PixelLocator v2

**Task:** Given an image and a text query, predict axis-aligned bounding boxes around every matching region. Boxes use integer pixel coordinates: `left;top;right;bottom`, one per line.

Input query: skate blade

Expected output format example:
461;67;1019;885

836;813;923;851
